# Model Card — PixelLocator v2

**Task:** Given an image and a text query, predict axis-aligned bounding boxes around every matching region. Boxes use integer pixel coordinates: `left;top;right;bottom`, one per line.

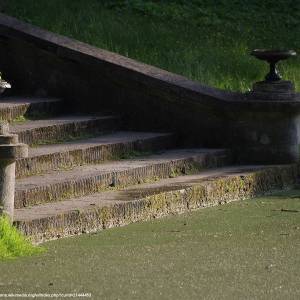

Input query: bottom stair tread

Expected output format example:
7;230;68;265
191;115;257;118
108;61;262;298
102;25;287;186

15;164;283;220
14;164;297;242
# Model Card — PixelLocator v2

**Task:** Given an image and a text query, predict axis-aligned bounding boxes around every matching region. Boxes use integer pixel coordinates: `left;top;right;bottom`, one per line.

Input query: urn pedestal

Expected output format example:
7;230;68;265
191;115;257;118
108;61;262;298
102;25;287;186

228;49;299;164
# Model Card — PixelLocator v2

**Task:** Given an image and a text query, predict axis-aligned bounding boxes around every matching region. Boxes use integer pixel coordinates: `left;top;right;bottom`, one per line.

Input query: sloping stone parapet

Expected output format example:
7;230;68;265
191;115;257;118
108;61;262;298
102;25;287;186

0;13;239;148
0;14;299;164
14;164;298;243
0;121;27;220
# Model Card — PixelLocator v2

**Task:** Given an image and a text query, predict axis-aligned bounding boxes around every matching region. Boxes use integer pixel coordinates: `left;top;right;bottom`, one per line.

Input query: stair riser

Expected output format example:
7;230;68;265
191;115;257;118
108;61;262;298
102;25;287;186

0;100;62;122
15;152;230;208
16;135;175;178
14;117;119;145
15;165;297;243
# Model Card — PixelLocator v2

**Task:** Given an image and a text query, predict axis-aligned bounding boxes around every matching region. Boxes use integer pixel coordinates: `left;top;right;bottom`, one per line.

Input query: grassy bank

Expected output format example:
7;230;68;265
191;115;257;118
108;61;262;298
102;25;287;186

3;0;300;91
0;191;299;299
0;216;43;260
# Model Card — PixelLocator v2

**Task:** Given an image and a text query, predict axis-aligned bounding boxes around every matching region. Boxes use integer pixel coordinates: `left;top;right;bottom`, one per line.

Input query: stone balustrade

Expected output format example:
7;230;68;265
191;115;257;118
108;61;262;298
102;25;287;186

0;121;27;220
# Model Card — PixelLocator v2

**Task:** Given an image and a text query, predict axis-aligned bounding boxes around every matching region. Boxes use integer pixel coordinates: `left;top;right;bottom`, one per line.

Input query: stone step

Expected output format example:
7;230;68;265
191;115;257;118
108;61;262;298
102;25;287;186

14;164;298;243
0;96;62;121
15;131;175;178
15;149;230;208
10;114;119;145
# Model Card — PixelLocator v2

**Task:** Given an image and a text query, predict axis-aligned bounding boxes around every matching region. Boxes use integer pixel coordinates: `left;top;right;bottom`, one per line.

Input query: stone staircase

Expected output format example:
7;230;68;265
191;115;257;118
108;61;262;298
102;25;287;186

0;96;298;243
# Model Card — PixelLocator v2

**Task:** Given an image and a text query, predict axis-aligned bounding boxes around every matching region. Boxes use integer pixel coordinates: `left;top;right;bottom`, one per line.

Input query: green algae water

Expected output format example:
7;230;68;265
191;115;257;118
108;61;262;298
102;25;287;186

0;191;299;298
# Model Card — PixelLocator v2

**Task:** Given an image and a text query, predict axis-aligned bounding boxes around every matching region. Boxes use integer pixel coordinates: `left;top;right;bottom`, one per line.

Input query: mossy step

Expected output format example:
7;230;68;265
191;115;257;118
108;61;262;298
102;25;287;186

15;149;230;208
14;164;298;243
10;114;119;145
15;131;175;178
0;96;62;121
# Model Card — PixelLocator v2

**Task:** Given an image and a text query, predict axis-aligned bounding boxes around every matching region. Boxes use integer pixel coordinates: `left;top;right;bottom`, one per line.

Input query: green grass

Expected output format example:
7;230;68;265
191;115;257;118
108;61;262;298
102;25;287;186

0;215;44;260
0;191;299;298
3;0;299;92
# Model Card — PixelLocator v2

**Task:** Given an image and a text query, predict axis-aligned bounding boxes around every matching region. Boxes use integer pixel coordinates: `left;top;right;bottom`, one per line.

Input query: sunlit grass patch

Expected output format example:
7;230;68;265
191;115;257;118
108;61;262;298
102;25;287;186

0;215;44;260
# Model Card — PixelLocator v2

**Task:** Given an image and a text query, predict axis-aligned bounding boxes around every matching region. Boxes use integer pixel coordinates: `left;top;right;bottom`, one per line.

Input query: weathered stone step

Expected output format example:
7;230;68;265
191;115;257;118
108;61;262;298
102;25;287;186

15;131;174;178
10;115;119;145
14;164;298;243
15;149;230;208
0;97;62;121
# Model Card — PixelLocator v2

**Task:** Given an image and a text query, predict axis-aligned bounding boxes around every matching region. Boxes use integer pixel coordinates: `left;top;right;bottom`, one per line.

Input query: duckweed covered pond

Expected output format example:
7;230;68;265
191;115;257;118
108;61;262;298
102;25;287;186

0;190;299;299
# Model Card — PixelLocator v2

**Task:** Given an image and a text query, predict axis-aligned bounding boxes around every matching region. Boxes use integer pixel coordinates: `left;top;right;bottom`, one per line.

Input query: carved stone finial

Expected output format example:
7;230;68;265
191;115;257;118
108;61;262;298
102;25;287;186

251;49;296;82
248;49;297;101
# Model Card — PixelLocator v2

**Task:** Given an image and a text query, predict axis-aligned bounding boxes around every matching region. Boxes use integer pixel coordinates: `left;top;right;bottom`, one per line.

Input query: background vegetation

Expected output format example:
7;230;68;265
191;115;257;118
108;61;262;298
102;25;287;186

2;0;300;91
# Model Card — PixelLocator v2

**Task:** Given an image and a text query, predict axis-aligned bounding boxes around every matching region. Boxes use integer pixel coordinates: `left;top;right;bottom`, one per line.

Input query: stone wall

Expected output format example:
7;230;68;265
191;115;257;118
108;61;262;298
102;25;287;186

0;13;238;147
0;13;300;163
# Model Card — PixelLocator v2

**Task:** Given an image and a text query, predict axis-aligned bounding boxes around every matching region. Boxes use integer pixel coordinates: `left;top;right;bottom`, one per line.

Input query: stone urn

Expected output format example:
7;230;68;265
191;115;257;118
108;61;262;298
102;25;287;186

0;79;11;96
